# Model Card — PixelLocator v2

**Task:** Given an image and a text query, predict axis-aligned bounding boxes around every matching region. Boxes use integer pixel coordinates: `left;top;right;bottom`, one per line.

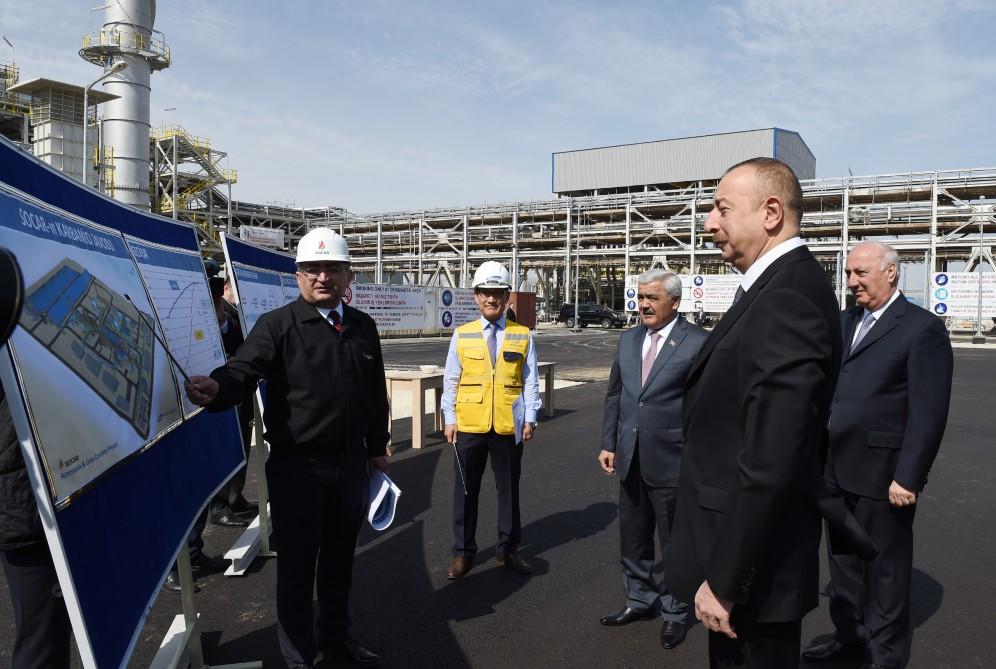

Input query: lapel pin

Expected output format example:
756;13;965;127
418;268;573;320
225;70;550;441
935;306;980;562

669;339;676;347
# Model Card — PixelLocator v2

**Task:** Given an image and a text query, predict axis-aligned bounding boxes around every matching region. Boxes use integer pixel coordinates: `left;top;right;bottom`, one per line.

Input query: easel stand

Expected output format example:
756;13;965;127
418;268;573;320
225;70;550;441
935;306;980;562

225;395;276;576
150;544;261;668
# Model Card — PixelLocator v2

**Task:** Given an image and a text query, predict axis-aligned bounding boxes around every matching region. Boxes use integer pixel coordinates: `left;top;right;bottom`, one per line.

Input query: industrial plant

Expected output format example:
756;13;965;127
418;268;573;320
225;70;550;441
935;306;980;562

1;1;993;317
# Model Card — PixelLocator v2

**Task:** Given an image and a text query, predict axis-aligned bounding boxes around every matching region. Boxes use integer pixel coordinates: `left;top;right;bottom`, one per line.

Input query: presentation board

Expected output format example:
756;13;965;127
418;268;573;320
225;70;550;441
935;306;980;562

1;191;186;505
126;238;226;417
220;234;298;335
0;135;245;669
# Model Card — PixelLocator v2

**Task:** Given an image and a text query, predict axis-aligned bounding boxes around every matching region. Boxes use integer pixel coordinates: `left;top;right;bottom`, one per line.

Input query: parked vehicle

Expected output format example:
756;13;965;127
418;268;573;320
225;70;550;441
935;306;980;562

557;303;626;329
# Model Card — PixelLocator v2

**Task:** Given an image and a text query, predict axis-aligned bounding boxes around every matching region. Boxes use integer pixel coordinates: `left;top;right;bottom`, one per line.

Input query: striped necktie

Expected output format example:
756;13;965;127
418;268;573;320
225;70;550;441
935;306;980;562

329;310;344;333
850;312;875;353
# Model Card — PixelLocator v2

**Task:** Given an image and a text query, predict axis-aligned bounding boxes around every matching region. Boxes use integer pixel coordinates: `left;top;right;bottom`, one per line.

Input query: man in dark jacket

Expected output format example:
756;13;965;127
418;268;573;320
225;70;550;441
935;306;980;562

666;158;843;668
1;387;72;669
597;269;708;651
803;241;953;669
185;229;389;669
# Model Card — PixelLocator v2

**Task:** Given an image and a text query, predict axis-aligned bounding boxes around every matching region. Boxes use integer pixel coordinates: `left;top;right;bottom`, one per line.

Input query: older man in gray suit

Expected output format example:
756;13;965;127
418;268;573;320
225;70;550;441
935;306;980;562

598;269;709;650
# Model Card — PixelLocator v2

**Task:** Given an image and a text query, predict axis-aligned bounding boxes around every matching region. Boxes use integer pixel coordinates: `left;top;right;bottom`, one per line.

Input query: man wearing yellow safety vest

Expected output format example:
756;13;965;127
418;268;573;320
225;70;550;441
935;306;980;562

441;261;542;580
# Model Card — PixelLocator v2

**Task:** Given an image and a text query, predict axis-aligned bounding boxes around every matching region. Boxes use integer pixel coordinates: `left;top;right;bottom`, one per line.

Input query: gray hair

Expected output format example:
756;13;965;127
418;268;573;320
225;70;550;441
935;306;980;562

852;240;901;277
638;269;682;299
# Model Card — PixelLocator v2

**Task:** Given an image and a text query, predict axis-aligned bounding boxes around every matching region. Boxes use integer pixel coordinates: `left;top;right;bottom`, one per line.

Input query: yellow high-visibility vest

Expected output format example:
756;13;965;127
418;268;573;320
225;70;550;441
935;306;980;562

454;320;530;435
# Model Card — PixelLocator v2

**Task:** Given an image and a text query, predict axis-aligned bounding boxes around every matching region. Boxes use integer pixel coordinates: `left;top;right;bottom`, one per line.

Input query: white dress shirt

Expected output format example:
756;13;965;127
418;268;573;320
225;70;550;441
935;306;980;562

641;315;680;361
740;236;808;292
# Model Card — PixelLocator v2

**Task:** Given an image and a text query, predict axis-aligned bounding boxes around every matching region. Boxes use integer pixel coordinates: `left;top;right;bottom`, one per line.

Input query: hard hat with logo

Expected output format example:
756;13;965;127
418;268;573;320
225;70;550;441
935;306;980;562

472;261;512;290
296;227;351;264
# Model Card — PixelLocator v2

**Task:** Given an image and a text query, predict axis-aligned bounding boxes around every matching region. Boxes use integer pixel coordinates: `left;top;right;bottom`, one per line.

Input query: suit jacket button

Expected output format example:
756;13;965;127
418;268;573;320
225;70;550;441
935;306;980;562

639;401;644;407
632;427;638;433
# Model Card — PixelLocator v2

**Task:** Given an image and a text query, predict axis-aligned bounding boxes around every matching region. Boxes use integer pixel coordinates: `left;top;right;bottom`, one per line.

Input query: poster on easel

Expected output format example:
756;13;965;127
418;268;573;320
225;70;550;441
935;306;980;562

0;190;185;506
0;134;245;669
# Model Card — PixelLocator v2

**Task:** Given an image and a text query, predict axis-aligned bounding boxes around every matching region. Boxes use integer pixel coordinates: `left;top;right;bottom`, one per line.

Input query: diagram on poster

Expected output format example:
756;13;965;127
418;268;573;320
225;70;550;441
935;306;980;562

0;190;183;505
232;264;287;333
281;273;300;306
127;238;227;415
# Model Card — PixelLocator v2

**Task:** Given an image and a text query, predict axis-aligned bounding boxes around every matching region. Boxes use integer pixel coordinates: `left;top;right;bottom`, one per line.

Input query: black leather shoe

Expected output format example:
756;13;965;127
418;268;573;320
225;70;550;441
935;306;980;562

802;638;864;661
599;606;656;626
496;552;534;575
660;620;687;649
210;511;254;527
191;552;228;574
327;639;380;665
230;498;259;515
162;570;201;594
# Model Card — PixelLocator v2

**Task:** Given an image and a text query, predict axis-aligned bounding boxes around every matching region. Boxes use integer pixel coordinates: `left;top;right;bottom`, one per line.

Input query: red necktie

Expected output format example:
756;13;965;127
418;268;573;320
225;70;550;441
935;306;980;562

329;310;344;333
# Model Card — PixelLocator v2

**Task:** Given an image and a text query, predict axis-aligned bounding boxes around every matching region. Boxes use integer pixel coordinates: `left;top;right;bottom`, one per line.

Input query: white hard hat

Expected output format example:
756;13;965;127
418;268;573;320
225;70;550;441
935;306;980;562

472;261;512;290
296;227;351;264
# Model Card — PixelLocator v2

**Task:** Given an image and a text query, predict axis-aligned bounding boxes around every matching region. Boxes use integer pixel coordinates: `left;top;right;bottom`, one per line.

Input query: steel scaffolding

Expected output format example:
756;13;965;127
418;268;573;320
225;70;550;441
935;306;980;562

215;167;995;314
151;124;237;243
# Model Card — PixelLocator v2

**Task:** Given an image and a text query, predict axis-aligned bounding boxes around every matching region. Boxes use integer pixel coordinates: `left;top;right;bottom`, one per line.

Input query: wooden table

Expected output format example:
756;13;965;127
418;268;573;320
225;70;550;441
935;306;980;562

385;361;556;450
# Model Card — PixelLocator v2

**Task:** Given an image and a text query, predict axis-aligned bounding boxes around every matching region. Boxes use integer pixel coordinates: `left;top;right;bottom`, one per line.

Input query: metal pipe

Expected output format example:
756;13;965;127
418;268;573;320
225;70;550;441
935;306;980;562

83;0;169;210
81;61;127;185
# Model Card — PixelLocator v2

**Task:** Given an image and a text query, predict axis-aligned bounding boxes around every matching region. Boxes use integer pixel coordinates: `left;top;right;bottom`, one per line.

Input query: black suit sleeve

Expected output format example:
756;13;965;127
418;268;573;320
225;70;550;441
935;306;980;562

363;320;391;458
601;342;624;453
893;316;953;491
707;287;832;603
208;315;278;411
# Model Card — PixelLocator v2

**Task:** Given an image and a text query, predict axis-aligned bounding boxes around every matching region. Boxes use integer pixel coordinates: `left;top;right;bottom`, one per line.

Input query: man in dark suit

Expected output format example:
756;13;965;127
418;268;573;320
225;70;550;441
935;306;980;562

598;269;708;650
666;157;844;668
803;241;953;669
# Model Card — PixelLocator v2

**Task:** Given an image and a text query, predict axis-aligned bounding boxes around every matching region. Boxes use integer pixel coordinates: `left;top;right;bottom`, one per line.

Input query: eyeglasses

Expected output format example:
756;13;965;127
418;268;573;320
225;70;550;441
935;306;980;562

297;265;347;281
474;289;509;300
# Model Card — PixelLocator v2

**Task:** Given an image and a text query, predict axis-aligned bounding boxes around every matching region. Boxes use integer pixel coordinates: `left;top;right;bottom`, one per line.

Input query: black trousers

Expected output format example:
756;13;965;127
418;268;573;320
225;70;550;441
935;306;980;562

618;450;685;620
826;485;916;669
0;543;72;669
211;401;255;517
267;450;367;667
452;430;522;558
709;619;802;669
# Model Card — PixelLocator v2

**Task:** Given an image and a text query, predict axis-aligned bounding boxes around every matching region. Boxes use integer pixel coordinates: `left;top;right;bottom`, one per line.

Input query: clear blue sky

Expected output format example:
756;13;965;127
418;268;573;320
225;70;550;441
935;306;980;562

5;1;996;213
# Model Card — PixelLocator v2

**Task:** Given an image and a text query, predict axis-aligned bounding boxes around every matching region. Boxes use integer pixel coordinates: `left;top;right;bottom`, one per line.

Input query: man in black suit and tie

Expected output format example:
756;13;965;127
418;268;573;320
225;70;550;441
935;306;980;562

598;270;708;650
803;241;953;669
666;157;843;668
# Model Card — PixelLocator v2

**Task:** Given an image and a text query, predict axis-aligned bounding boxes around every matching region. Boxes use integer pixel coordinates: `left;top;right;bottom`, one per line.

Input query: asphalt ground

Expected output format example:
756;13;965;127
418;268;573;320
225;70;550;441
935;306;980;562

1;325;994;668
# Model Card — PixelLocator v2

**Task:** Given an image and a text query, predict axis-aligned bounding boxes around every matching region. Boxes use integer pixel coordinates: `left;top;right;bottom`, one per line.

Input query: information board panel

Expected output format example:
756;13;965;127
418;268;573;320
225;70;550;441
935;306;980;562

0;191;183;505
347;283;429;331
929;271;996;318
624;275;640;312
438;287;479;329
127;238;227;416
221;234;298;335
680;274;741;313
0;136;246;669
